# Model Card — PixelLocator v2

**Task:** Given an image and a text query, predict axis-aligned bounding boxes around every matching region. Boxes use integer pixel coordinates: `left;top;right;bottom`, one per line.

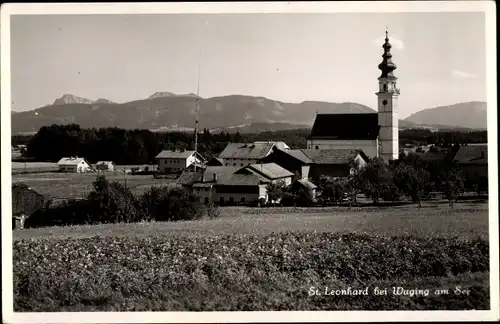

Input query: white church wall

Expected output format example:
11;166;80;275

306;139;379;158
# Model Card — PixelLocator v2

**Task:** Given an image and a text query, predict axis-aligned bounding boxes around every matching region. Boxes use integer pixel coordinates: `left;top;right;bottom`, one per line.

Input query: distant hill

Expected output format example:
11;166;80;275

404;101;487;130
11;93;378;133
10;93;486;134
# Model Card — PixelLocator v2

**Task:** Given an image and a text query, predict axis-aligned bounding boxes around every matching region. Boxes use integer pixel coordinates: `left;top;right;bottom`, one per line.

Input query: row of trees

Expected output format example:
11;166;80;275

18;124;487;165
266;155;478;208
319;156;471;207
25;176;220;228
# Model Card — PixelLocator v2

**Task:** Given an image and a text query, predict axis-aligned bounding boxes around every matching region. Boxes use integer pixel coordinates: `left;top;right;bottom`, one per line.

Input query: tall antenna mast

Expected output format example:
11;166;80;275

194;51;201;172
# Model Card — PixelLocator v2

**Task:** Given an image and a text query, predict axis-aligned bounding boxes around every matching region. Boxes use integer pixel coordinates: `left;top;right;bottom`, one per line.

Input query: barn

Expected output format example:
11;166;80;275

12;183;48;229
96;161;115;171
57;156;91;173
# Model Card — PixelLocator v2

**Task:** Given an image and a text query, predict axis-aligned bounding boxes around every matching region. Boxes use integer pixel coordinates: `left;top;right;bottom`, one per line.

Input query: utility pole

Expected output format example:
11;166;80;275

194;51;202;172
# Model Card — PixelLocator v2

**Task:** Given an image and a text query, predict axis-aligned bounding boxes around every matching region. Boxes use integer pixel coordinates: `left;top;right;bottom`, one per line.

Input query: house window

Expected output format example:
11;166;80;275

233;163;236;166
241;164;244;166
229;197;234;204
315;145;319;149
204;187;209;191
204;197;209;204
240;197;246;203
220;197;224;203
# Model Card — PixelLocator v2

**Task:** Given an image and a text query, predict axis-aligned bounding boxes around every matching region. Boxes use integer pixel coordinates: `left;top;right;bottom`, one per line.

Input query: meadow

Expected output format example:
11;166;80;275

12;205;490;311
12;171;173;199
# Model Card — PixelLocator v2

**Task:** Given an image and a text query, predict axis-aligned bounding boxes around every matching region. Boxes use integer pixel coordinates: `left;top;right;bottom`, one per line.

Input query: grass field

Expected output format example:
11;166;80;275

13;204;489;240
12;172;175;199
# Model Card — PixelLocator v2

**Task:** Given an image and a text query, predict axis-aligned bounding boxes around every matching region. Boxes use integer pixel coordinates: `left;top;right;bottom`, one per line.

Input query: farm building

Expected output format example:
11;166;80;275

290;179;318;201
12;183;48;229
57;157;91;173
235;163;294;186
95;161;115;171
453;144;488;187
218;142;278;167
155;149;205;174
260;148;369;181
176;163;293;205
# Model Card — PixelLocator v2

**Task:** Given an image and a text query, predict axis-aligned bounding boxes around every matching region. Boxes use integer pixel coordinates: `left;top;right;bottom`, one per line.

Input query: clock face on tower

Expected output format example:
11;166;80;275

382;99;388;106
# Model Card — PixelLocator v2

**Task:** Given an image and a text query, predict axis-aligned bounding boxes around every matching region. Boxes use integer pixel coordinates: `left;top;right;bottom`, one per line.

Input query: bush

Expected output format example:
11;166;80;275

86;175;144;223
25;176;207;228
206;202;220;219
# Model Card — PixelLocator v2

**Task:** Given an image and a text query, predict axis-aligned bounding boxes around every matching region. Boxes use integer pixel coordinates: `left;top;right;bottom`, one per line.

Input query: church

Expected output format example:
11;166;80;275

306;31;400;162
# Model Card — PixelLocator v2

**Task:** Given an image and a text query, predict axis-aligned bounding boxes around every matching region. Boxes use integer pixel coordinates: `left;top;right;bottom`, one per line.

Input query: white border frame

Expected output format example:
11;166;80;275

1;2;498;323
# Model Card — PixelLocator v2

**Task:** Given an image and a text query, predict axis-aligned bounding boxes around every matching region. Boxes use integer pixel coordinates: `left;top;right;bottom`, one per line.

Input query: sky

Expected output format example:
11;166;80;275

10;12;486;118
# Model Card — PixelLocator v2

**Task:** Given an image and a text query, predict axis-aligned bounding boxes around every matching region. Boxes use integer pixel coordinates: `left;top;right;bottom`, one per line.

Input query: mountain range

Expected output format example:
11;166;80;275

10;93;487;134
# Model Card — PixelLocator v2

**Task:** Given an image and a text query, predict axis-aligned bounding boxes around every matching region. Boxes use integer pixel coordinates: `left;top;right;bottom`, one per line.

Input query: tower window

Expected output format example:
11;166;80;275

383;84;387;91
382;99;388;106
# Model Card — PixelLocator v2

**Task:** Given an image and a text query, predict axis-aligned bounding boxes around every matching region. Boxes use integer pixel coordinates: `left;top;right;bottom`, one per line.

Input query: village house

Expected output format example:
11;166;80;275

453;144;488;188
57;156;91;173
12;183;48;229
260;148;369;181
219;141;289;167
95;161;115;172
176;163;294;205
234;163;294;186
155;149;205;174
304;149;369;181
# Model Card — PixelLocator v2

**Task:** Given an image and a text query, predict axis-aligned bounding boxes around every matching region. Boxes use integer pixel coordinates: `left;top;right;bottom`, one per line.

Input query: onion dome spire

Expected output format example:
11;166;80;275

378;29;397;78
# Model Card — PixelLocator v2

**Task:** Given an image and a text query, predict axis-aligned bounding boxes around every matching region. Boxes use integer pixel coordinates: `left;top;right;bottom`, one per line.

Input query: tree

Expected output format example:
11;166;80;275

266;180;286;206
393;164;430;207
441;169;464;208
346;170;363;205
320;177;347;205
358;158;393;205
86;175;143;223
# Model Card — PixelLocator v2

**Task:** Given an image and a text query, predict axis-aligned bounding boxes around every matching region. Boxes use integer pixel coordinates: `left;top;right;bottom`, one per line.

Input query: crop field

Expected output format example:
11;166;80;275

12;205;490;311
12;172;175;199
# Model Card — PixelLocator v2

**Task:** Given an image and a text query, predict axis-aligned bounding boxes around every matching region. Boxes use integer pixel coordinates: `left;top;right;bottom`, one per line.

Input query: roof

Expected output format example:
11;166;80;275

453;145;488;164
408;151;448;161
300;149;365;165
308;113;380;140
206;157;225;166
96;161;114;165
176;167;265;187
254;141;290;150
57;157;89;166
219;142;275;160
215;173;265;186
296;179;318;190
177;171;203;185
155;150;199;159
283;150;314;164
244;163;294;180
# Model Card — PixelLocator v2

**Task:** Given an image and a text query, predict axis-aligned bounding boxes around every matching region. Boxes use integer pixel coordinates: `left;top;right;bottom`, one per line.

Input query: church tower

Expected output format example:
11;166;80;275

377;30;400;162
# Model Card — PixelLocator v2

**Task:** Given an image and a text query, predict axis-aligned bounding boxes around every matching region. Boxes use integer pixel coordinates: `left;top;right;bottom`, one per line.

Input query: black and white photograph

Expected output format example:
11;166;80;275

1;1;498;323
